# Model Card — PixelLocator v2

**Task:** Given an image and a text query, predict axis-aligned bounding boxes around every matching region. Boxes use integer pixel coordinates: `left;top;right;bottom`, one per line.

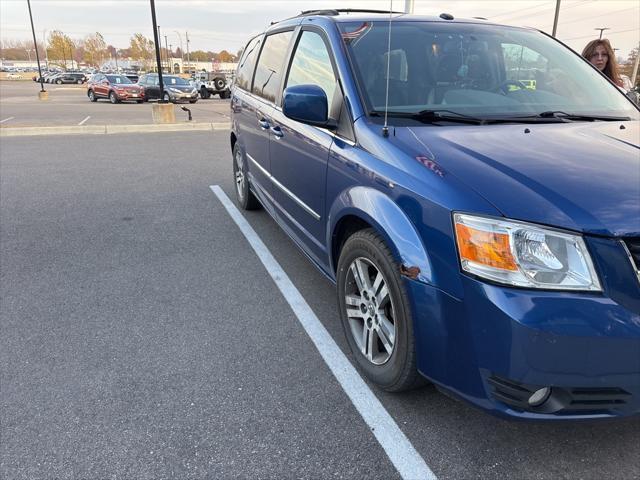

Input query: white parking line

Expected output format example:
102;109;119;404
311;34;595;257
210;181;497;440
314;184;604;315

0;117;15;124
209;185;437;480
78;116;91;126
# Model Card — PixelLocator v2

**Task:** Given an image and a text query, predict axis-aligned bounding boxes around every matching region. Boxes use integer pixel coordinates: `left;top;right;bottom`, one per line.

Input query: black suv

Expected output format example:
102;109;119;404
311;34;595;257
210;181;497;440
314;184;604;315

52;72;86;84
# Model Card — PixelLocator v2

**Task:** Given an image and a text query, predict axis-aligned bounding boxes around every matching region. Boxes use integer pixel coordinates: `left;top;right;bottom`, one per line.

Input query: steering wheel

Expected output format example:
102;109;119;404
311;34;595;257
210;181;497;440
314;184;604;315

496;80;529;95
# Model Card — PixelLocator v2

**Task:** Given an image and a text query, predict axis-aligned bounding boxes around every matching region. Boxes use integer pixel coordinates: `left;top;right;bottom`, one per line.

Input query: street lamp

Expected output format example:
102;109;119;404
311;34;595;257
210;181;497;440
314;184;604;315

595;27;610;39
149;0;166;102
26;0;45;93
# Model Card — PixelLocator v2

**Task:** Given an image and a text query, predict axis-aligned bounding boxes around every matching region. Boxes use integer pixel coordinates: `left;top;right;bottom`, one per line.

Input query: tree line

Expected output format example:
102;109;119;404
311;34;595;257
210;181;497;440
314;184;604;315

0;31;239;69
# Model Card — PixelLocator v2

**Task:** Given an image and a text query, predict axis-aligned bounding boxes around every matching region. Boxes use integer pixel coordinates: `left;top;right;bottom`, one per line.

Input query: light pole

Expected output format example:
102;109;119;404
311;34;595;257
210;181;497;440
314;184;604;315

26;0;45;93
25;48;33;62
173;30;184;70
169;43;173;73
552;0;561;37
595;27;610;39
164;35;169;72
149;0;165;102
186;31;190;75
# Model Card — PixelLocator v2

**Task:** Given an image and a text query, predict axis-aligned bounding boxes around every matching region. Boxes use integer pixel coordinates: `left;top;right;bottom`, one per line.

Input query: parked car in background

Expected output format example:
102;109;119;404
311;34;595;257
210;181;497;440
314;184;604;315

231;10;640;421
87;73;144;103
124;72;139;83
190;70;230;99
6;73;22;80
138;73;198;103
51;72;87;84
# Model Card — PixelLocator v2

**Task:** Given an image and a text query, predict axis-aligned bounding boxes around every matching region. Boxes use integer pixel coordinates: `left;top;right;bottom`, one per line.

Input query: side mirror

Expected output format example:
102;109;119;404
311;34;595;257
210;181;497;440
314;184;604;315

282;84;335;128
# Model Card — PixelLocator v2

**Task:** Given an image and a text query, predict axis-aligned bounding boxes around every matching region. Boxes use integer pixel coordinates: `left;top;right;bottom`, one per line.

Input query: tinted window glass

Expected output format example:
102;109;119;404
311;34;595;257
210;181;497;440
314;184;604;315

286;31;336;109
236;36;261;91
106;75;132;84
252;31;293;102
164;76;189;85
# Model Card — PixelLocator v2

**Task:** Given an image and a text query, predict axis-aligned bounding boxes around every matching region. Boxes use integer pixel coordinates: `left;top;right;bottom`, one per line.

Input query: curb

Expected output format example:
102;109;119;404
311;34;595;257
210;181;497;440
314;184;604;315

0;122;230;137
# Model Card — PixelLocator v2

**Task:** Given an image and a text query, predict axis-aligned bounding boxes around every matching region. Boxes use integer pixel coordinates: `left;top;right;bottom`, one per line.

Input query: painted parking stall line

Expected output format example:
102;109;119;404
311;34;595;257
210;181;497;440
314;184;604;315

210;185;437;480
0;117;15;124
78;116;91;126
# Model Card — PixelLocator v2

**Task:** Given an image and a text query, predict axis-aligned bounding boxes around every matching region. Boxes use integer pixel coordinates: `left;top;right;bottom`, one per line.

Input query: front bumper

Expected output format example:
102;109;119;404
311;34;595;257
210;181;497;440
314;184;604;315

168;91;198;102
114;91;144;101
408;264;640;420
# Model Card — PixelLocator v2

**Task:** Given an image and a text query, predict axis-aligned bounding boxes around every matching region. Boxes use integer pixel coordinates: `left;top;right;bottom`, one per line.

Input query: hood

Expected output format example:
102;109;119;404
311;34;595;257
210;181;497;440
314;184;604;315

396;121;640;237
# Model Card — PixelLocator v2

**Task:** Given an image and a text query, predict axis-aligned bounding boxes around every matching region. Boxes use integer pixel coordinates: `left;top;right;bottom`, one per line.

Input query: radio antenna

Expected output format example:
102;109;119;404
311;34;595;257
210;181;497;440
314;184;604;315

382;0;393;137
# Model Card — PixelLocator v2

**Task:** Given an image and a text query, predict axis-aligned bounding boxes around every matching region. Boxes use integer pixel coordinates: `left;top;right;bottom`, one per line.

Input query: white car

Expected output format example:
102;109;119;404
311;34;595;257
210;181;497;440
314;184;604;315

6;73;22;80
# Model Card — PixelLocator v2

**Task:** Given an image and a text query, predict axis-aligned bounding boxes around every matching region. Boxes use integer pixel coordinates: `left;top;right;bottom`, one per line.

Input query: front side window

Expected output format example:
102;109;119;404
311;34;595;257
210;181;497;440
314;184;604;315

236;36;261;91
286;30;337;110
252;31;293;102
338;21;638;121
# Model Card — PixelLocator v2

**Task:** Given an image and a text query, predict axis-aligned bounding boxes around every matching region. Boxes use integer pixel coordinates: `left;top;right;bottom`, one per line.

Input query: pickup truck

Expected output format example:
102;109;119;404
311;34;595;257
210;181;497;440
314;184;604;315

190;71;231;99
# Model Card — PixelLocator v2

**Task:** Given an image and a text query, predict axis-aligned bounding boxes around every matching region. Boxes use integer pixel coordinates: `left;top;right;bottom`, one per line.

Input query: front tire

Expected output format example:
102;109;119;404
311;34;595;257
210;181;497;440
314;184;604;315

200;87;210;99
88;90;98;102
163;93;171;103
232;144;260;210
337;229;423;392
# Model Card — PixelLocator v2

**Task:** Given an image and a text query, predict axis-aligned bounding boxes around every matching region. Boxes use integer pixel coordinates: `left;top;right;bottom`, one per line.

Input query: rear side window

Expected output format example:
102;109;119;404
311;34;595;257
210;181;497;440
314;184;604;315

252;31;293;102
236;36;261;91
286;31;337;110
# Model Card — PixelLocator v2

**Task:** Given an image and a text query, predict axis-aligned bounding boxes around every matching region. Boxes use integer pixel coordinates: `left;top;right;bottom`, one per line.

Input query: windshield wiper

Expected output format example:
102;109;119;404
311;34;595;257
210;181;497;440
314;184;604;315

370;109;485;125
512;111;631;122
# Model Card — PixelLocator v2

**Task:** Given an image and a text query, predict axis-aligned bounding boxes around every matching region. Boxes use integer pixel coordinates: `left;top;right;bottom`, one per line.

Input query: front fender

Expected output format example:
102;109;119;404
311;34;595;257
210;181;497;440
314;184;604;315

327;186;434;285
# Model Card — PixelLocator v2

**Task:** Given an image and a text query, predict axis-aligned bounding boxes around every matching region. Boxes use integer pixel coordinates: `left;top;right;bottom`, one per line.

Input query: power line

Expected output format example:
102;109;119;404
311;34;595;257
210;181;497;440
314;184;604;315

562;27;639;41
559;6;639;27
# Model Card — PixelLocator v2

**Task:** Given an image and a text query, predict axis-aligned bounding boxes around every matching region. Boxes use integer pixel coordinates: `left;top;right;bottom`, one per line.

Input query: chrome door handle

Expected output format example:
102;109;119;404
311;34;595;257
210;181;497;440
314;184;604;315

271;126;283;138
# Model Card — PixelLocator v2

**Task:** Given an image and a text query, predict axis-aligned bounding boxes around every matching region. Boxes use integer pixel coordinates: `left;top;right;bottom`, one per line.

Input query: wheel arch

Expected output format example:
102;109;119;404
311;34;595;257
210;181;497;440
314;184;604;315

328;186;434;285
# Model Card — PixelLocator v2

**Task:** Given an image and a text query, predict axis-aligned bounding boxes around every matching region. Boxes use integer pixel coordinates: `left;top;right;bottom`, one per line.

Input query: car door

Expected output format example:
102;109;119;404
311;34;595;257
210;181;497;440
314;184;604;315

236;31;293;203
94;74;107;96
268;28;341;261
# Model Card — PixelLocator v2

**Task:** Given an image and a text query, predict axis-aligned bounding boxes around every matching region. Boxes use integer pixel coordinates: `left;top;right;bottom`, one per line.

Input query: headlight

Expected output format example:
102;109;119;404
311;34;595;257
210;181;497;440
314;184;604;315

453;213;601;291
169;87;181;93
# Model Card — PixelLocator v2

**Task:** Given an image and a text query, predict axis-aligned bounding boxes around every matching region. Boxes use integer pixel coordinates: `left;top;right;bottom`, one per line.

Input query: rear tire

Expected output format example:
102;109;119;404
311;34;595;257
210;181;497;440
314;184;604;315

337;229;424;392
219;90;231;99
56;79;62;84
232;144;260;210
136;100;143;104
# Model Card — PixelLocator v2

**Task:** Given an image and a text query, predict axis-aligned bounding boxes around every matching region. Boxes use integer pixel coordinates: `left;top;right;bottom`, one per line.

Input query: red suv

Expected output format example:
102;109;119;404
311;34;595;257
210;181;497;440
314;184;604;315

87;73;144;103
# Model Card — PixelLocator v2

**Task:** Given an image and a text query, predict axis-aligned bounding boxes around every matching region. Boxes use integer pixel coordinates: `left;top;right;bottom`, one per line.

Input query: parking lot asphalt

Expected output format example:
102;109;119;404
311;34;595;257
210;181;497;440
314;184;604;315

2;131;639;479
0;81;230;127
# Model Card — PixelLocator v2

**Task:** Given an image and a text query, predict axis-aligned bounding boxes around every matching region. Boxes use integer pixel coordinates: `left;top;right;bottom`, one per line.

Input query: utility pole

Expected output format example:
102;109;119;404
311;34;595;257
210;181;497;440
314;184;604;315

169;43;173;73
114;49;119;72
150;0;165;101
404;0;414;14
42;30;48;69
164;35;169;72
26;0;45;93
595;27;610;39
26;49;32;62
173;30;184;70
552;0;561;37
186;31;190;75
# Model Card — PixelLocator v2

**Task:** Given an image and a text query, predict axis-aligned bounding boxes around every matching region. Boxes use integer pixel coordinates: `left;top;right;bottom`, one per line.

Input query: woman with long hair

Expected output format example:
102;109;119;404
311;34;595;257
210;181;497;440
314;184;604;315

582;39;623;87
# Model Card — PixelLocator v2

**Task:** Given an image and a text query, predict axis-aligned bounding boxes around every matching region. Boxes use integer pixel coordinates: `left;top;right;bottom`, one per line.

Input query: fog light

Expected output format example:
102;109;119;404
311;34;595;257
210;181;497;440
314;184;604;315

528;387;552;407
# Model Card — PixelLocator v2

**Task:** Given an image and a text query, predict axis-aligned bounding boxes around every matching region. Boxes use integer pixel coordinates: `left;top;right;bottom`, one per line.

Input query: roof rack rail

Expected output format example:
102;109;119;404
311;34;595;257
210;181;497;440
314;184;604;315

299;8;404;17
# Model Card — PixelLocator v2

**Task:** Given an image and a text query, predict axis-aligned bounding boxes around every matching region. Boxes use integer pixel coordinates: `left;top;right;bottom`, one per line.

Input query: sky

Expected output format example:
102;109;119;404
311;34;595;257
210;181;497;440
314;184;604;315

1;0;638;59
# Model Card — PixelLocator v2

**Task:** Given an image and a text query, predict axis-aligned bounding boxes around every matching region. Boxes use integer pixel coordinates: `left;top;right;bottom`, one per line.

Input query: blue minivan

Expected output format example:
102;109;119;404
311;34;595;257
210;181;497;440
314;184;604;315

230;9;640;420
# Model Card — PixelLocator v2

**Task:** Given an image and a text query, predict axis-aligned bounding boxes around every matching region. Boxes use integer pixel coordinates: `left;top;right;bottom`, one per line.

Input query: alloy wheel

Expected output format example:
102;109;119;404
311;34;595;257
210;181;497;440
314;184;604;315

344;257;396;365
234;148;245;202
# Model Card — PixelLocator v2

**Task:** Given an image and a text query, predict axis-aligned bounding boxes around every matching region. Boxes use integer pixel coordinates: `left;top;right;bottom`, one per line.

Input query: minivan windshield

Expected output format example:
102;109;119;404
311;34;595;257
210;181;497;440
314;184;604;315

339;21;639;122
165;76;189;85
